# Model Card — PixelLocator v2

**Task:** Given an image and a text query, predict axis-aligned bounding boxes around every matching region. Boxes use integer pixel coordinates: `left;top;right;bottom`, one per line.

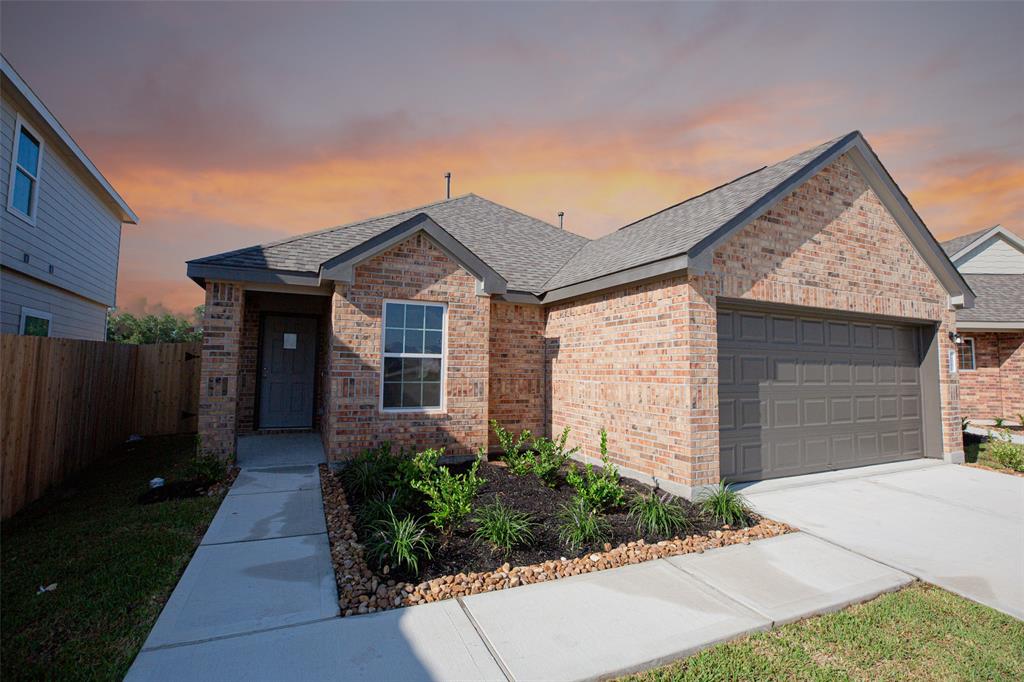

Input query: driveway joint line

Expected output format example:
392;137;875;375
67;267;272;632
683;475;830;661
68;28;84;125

456;596;513;682
862;476;1018;522
139;615;341;653
200;530;327;547
657;557;777;627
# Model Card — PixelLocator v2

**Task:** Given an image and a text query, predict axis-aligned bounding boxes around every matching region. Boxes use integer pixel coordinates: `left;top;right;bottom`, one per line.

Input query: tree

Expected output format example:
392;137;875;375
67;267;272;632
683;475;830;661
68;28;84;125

106;308;203;344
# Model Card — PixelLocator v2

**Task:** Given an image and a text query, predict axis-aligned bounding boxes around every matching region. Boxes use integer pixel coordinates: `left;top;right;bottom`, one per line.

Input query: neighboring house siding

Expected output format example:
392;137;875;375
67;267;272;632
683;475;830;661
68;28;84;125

959;332;1024;421
0;92;123;316
488;301;545;449
954;236;1024;274
0;267;107;339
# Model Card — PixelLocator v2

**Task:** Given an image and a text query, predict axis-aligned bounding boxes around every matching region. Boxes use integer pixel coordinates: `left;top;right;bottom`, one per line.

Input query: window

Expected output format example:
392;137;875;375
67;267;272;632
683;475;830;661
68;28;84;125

7;117;44;222
381;301;445;411
19;307;51;337
957;337;975;371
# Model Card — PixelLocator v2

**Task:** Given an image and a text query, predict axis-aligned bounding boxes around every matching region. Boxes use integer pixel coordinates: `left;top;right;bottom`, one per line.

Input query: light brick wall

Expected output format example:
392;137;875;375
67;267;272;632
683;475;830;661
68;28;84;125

488;301;546;449
322;233;490;461
959;332;1024;421
198;280;243;458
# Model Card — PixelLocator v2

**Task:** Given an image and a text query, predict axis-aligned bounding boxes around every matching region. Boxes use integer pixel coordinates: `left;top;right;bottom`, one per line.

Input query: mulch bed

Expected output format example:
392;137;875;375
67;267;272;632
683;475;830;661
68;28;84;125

320;461;792;617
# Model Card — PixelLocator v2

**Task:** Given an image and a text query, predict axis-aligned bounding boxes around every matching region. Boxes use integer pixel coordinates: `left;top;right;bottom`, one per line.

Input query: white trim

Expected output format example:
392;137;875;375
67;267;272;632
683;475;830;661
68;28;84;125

958;336;976;371
378;299;448;414
949;225;1024;262
956;321;1024;331
19;306;52;337
6;114;45;225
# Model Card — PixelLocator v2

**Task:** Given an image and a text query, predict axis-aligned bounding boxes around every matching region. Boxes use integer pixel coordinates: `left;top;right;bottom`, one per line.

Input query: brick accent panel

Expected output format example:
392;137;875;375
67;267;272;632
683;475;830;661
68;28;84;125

322;233;490;460
959;332;1024;420
198;281;243;458
488;301;546;449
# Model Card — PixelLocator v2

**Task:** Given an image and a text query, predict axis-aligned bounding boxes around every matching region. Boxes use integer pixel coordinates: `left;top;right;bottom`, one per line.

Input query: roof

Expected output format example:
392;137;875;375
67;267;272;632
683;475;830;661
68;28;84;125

958;274;1024;324
940;227;995;257
1;55;138;224
941;224;1024;261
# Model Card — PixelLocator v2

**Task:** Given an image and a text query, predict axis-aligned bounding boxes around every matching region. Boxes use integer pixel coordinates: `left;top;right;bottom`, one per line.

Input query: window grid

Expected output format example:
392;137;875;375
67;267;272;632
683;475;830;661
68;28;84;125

381;301;445;411
958;337;975;371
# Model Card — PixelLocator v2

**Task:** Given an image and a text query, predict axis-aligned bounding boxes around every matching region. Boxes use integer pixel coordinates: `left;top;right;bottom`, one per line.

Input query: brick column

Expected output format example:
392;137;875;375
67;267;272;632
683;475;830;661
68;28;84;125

198;280;244;459
679;273;720;492
937;311;964;463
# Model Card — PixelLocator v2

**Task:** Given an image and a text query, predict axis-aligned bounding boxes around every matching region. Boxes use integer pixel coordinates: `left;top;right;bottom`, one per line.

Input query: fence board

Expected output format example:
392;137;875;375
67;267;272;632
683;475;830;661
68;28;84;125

0;335;201;519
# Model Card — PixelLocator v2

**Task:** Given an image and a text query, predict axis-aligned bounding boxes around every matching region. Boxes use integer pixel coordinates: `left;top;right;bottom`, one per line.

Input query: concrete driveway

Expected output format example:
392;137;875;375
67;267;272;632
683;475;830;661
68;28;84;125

743;459;1024;620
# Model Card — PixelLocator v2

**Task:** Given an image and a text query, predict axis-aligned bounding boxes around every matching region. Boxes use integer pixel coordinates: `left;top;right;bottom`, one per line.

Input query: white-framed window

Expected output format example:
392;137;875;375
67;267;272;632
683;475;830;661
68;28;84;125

19;307;52;337
7;116;45;224
380;300;446;412
957;337;976;371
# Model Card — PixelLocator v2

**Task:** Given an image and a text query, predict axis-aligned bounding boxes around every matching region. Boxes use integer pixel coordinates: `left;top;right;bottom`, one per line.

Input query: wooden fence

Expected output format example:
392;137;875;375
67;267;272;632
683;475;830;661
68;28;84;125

1;335;201;519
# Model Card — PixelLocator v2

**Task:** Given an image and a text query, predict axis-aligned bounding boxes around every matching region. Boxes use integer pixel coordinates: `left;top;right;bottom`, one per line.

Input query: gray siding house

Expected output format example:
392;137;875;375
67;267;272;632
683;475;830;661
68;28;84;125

0;55;137;340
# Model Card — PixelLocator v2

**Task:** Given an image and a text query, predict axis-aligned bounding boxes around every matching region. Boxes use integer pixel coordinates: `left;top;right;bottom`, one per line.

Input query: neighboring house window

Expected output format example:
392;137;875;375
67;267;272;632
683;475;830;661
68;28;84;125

957;337;975;371
19;307;52;337
381;301;445;411
7;117;44;222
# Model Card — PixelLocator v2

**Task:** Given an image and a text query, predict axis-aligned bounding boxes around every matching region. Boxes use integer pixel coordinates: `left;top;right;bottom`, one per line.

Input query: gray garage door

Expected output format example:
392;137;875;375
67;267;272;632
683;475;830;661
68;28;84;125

718;306;925;482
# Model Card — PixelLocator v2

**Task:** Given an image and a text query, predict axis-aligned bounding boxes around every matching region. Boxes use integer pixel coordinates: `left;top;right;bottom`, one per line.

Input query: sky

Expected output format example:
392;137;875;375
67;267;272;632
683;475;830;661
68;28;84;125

3;1;1022;316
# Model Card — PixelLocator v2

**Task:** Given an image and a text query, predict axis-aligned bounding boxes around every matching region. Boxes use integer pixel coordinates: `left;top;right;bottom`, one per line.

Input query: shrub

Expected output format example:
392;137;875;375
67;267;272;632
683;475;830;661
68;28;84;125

566;432;625;512
472;499;535;556
696;481;754;527
988;433;1024;472
628;491;691;537
491;420;534;476
365;508;432;575
409;449;486;536
531;427;579;487
183;452;226;485
341;443;397;500
557;497;612;552
356;491;401;530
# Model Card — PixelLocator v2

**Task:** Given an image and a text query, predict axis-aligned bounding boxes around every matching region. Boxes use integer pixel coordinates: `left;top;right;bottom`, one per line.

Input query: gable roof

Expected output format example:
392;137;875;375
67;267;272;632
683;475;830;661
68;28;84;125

940;224;1024;261
957;274;1024;325
1;55;138;224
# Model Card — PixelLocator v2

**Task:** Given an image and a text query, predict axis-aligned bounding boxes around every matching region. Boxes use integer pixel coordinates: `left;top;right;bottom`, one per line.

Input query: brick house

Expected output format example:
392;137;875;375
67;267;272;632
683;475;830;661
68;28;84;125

188;131;974;498
940;225;1024;422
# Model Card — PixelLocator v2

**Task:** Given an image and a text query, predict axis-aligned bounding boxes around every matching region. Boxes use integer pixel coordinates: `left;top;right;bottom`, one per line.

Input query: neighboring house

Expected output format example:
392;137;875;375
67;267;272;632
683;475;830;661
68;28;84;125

188;131;973;498
0;55;137;340
940;225;1024;421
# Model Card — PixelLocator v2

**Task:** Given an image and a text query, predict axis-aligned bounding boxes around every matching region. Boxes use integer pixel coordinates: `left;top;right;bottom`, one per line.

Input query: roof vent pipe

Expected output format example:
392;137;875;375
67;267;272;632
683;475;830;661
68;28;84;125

444;172;451;199
558;211;564;229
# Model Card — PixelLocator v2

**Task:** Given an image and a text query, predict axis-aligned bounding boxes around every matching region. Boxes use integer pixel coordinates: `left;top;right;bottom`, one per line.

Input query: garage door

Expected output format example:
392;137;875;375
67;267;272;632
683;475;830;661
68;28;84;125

718;305;925;482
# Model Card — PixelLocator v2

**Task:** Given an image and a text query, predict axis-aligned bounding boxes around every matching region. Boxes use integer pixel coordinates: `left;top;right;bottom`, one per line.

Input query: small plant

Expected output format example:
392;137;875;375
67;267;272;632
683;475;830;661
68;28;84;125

409;448;486;536
531;427;579;487
183;452;226;485
365;508;432;576
696;480;753;527
993;417;1006;428
988;432;1024;472
628;491;691;537
491;420;534;475
557;497;612;552
341;443;396;500
356;491;401;530
472;498;536;556
1018;413;1024;428
961;417;971;432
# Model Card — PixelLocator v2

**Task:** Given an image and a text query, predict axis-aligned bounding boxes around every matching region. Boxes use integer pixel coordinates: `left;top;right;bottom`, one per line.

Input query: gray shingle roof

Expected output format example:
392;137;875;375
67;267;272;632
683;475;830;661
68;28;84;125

958;274;1024;323
541;133;851;291
190;194;588;293
940;227;995;257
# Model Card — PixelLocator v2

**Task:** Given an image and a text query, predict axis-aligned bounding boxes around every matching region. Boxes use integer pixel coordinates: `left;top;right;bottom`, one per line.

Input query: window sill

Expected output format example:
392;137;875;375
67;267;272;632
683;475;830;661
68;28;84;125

5;204;36;226
379;408;447;416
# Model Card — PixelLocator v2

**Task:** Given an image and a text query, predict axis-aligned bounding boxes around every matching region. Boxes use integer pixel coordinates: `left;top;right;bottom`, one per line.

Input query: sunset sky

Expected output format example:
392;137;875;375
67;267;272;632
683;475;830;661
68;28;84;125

3;1;1022;316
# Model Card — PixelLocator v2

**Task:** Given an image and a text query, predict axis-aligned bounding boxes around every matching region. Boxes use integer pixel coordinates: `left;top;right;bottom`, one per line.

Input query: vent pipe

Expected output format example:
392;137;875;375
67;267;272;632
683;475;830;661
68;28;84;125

444;172;451;199
557;211;564;229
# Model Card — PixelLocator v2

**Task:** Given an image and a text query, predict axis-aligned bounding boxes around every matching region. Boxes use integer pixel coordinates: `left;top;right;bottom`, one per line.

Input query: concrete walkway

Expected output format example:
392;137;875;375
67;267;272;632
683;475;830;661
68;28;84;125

744;459;1024;621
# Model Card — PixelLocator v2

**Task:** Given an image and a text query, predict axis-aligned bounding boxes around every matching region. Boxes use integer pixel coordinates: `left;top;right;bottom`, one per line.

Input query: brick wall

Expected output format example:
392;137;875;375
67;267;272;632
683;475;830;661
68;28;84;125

198;281;243;458
322;233;490;460
960;332;1024;420
488;301;546;449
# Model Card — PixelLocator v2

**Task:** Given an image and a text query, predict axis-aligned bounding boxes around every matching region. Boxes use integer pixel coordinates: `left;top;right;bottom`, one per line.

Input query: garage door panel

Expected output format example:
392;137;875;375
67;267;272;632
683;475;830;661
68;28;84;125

718;306;925;482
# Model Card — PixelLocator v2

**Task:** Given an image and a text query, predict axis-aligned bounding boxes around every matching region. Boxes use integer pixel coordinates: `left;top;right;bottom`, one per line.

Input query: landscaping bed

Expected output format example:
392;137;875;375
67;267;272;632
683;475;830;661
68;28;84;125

320;424;791;617
964;430;1024;477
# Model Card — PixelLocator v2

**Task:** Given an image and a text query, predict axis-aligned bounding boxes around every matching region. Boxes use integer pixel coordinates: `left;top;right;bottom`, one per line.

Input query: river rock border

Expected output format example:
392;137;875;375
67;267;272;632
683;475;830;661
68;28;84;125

320;464;793;616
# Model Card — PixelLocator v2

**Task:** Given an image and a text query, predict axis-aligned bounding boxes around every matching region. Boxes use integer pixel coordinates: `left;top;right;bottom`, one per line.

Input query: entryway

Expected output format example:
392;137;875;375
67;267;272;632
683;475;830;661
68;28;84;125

258;314;317;429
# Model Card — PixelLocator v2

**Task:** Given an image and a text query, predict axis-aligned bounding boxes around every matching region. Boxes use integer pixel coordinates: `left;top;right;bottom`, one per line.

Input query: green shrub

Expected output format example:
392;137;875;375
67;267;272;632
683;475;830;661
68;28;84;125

491;420;534;475
988;433;1024;472
356;491;401;530
628;491;691;537
365;508;432;575
183;452;226;485
696;480;753;527
531;426;579;487
472;499;535;556
341;443;397;500
565;432;625;512
409;448;486;536
557;498;612;552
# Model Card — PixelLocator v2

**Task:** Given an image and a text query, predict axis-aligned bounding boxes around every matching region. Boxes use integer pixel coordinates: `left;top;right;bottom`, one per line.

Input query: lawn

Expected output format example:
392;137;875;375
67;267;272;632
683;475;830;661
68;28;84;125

628;583;1024;681
965;438;1024;475
1;435;224;681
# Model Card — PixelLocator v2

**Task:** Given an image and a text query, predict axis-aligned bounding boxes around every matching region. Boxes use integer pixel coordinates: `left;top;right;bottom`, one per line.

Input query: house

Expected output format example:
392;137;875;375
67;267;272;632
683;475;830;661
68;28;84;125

1;55;137;340
940;225;1024;422
188;131;974;498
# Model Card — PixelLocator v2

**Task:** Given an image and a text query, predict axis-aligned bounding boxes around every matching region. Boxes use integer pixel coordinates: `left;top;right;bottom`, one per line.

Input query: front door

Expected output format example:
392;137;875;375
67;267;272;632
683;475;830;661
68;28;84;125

258;315;317;429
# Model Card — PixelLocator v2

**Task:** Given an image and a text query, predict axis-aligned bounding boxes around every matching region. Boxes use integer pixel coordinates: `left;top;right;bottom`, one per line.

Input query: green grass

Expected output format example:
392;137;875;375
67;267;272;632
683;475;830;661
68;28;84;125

965;440;1022;473
1;435;224;680
628;583;1024;681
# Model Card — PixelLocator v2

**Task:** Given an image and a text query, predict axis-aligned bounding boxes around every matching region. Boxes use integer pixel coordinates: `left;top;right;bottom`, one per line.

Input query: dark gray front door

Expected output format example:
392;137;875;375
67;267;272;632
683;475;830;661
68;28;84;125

258;315;316;429
718;305;925;482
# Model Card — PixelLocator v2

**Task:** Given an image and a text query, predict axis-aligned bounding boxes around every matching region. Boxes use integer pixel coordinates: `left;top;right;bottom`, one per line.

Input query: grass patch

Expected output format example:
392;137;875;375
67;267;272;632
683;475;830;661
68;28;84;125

1;435;223;681
965;440;1023;474
627;583;1024;681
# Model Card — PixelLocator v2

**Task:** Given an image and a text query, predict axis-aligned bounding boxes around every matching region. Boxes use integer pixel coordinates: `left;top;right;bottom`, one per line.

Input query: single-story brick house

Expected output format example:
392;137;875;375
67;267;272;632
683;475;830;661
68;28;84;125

188;131;974;498
940;225;1024;422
